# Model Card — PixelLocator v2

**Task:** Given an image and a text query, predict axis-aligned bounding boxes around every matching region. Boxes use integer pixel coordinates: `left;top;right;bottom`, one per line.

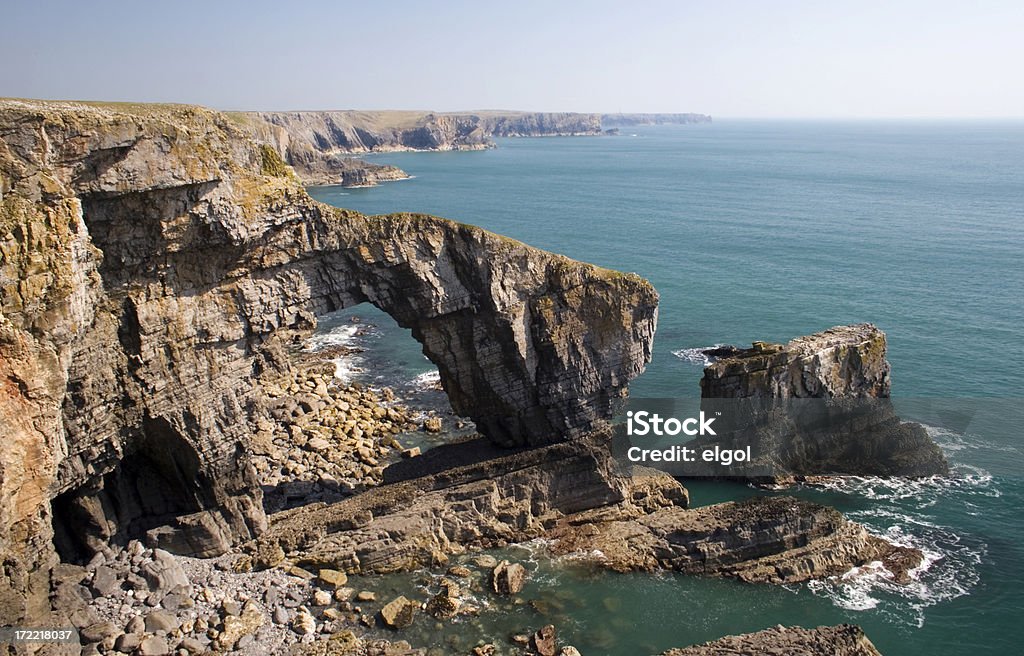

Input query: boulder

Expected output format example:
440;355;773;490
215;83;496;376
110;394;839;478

492;560;527;595
90;565;121;597
114;633;142;652
79;622;118;644
293;608;317;636
144;609;179;633
138;636;170;656
425;580;461;619
532;625;557;656
140;550;190;592
380;596;417;629
216;600;265;651
318;568;348;588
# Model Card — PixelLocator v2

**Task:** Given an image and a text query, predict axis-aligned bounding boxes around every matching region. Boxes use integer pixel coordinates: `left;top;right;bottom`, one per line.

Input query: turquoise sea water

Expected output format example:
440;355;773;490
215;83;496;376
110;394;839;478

308;122;1024;654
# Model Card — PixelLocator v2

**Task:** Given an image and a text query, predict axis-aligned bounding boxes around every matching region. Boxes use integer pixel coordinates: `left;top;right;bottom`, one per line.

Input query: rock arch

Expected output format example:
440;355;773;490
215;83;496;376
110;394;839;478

0;101;658;599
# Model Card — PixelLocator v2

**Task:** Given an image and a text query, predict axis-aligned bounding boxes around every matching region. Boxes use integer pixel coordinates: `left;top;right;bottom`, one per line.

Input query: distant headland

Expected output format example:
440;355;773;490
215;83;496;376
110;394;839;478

233;110;712;186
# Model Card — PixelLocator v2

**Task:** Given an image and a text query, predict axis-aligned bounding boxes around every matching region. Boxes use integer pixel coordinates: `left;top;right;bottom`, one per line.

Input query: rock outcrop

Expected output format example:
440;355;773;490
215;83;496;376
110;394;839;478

0;99;656;627
254;434;920;586
0;98;921;650
692;324;949;478
661;624;882;656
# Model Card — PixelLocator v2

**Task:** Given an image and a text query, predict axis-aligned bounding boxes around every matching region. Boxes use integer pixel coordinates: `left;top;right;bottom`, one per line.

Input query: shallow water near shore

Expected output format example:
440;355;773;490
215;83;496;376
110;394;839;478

308;122;1024;654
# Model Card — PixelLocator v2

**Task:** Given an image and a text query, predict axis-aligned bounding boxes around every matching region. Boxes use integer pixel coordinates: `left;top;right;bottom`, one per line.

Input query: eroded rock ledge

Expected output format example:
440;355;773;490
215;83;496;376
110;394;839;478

0;99;655;626
661;624;882;656
253;435;921;586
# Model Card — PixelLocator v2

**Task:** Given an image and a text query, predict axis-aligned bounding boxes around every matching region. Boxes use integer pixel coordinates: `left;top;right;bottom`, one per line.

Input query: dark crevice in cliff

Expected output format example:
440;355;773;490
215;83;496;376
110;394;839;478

51;415;214;564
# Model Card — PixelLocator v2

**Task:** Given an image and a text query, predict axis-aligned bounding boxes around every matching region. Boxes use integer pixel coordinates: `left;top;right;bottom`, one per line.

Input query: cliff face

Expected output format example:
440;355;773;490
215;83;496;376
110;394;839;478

696;324;949;477
240;110;607;187
700;324;891;399
238;110;711;187
0;99;657;626
245;110;606;155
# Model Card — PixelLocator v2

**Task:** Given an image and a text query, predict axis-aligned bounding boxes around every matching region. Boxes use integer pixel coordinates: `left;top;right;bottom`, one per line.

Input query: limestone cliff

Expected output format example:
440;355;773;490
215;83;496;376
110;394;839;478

239;110;606;187
244;110;605;155
238;110;712;187
696;324;949;477
0;99;656;626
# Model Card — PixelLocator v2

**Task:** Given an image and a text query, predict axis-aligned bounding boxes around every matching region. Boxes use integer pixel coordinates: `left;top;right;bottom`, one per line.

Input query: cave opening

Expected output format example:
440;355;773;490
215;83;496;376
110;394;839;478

51;416;212;563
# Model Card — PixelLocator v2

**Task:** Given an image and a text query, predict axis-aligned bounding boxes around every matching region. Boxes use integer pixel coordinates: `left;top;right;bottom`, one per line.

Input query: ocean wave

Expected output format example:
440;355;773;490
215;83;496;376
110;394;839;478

798;460;993;625
926;424;1020;455
671;344;725;367
809;469;1000;508
329;356;364;383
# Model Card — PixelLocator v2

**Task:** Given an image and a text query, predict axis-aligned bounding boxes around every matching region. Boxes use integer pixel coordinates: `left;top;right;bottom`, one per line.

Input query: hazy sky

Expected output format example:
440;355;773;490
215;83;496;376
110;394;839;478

3;0;1022;118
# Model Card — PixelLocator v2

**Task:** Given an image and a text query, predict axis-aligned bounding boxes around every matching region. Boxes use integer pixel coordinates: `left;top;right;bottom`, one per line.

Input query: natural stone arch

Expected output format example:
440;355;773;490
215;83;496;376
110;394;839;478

0;101;658;584
292;213;659;447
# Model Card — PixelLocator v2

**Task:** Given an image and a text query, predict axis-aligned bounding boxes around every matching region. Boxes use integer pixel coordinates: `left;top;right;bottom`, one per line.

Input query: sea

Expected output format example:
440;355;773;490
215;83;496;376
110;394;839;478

306;121;1024;655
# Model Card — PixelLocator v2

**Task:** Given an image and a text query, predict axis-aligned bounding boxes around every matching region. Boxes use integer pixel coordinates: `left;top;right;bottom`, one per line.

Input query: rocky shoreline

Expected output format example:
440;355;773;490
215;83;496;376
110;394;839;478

0;99;943;655
236;110;711;188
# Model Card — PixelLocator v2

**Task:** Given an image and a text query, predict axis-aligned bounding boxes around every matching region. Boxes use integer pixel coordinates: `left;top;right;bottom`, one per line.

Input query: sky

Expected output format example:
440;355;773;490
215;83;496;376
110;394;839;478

2;0;1022;118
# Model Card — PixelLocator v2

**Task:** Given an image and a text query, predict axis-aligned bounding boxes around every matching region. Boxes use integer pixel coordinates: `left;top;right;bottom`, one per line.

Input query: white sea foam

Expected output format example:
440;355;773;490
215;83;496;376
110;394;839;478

328;356;364;383
809;513;981;627
411;370;442;390
671;344;725;367
926;423;1019;455
303;321;374;383
802;471;989;625
808;465;999;506
304;323;361;352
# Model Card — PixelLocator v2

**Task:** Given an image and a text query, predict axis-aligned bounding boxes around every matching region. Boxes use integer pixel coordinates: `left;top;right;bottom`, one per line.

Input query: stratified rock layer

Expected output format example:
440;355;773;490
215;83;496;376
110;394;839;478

0;99;656;626
700;324;892;399
696;324;948;477
661;624;882;656
256;435;920;586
